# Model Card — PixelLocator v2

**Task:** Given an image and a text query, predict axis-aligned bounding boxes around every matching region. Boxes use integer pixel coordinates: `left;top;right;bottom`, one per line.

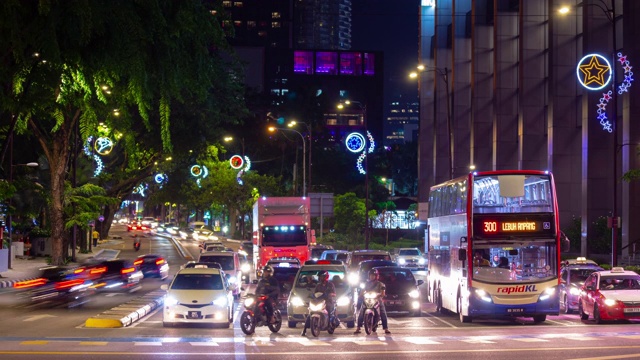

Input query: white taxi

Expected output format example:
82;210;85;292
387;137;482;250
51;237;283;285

161;267;233;327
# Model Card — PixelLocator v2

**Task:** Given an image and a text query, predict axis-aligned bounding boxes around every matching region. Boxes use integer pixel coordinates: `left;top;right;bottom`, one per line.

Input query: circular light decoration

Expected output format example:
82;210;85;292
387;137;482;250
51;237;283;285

154;173;168;187
595;53;634;132
346;131;375;175
345;132;366;153
94;137;114;155
237;170;245;186
243;156;252;172
576;53;612;91
190;164;209;188
229;155;244;169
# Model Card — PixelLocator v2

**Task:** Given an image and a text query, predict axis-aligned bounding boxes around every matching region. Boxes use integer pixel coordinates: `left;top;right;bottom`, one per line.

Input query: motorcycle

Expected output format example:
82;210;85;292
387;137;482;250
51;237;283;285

133;238;141;251
307;291;337;337
239;293;282;335
362;291;381;335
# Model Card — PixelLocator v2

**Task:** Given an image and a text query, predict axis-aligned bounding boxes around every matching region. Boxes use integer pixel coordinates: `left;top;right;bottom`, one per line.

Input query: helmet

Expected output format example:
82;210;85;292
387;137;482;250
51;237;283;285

318;270;329;282
368;268;379;280
262;265;274;274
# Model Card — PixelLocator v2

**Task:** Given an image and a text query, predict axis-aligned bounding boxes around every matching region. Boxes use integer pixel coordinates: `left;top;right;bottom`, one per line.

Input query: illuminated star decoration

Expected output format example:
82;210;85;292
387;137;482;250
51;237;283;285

83;136;104;177
595;53;634;132
577;54;611;90
190;164;209;187
94;137;114;155
345;131;375;175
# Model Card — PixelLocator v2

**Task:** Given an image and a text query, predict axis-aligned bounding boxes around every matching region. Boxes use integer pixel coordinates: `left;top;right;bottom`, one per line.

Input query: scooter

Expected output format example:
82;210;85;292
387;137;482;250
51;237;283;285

362;291;381;335
307;291;337;337
239;293;282;335
133;238;141;251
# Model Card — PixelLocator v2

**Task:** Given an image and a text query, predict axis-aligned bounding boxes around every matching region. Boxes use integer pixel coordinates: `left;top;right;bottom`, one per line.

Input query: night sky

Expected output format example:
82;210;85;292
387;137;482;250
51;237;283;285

351;0;419;103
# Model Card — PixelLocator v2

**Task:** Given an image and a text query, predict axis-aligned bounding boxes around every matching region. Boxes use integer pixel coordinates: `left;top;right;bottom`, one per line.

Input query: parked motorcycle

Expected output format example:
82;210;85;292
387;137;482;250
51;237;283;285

307;291;337;337
362;291;381;335
239;293;282;335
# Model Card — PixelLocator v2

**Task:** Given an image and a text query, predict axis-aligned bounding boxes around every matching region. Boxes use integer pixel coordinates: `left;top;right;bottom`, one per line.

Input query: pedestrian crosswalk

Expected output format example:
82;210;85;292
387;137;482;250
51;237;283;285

6;331;640;347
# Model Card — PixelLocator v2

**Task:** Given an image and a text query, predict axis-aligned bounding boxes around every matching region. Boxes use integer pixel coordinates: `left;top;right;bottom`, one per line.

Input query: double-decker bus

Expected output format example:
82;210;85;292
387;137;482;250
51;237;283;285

427;170;562;323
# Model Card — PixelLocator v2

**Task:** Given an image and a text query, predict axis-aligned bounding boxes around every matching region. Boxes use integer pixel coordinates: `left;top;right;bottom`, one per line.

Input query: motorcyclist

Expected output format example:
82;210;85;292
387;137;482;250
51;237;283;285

301;270;338;336
133;234;141;250
354;268;391;335
256;265;280;323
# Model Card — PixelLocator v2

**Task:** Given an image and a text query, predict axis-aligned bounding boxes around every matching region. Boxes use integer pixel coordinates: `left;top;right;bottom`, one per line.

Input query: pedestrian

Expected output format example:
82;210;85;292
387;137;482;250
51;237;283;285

92;229;100;247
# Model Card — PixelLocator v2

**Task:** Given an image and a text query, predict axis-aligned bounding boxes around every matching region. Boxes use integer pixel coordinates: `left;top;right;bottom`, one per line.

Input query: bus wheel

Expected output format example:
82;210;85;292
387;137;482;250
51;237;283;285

435;286;443;313
532;314;546;323
458;296;471;323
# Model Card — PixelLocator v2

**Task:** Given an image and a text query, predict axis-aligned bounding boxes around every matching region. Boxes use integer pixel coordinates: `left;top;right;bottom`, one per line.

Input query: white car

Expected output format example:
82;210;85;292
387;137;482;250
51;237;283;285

161;267;234;327
198;251;243;298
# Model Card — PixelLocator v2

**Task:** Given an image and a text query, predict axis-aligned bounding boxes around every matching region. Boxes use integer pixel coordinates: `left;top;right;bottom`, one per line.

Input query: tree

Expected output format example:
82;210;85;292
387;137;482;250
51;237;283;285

334;192;366;249
0;1;246;264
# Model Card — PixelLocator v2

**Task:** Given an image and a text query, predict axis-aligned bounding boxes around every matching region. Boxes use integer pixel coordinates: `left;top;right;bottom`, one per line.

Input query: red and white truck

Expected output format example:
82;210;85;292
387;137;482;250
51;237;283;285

252;196;315;274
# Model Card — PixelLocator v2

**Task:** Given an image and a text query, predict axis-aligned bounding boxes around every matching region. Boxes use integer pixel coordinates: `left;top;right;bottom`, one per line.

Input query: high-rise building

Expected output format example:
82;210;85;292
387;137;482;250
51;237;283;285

417;0;640;261
295;0;352;50
385;98;419;145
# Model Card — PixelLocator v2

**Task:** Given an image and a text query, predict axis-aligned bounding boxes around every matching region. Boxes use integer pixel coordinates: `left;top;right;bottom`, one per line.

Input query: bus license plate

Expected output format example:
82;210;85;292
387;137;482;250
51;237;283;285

507;308;524;313
624;308;640;313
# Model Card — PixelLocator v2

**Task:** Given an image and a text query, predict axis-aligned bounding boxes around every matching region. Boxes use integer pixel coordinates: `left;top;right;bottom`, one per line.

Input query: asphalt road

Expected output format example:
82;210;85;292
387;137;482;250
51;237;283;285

1;225;640;359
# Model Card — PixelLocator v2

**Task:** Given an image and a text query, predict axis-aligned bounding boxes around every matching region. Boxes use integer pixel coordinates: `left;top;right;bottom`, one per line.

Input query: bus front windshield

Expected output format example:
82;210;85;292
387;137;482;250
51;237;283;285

472;241;557;283
262;225;307;247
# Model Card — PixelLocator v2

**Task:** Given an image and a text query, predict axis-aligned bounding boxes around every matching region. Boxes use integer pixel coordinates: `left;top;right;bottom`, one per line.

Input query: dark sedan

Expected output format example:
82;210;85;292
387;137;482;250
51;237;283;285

134;254;170;280
349;259;397;288
14;266;95;308
85;259;144;292
376;266;424;316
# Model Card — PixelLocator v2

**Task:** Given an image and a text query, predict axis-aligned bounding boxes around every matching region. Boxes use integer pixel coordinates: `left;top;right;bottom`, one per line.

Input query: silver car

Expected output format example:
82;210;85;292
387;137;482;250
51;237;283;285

391;248;427;270
286;260;356;328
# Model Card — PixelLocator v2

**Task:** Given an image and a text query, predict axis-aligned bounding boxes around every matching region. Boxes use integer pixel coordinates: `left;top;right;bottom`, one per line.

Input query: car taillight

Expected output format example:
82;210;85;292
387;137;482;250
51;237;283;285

73;267;86;274
55;279;85;290
14;278;47;289
133;259;143;266
90;266;107;275
155;258;165;265
121;267;136;275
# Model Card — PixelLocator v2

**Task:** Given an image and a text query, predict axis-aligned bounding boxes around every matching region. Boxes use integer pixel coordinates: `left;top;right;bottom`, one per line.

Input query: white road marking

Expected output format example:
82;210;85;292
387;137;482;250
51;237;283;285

23;314;56;322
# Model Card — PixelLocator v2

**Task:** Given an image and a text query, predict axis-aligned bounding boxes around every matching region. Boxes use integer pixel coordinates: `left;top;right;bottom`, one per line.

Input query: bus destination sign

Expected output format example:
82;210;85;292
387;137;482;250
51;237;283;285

473;214;555;238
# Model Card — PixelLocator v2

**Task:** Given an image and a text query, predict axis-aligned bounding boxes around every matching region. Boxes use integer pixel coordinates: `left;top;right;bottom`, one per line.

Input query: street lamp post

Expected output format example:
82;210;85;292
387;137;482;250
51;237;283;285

288;121;312;195
268;126;306;197
411;66;453;180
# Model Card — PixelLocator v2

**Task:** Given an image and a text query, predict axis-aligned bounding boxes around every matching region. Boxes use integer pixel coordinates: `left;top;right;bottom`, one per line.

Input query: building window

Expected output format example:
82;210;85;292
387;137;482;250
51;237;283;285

247;21;256;28
340;52;363;75
223;1;231;7
258;31;267;37
222;20;231;28
316;51;338;75
294;51;314;74
272;12;281;19
234;20;242;27
233;1;243;7
271;22;281;28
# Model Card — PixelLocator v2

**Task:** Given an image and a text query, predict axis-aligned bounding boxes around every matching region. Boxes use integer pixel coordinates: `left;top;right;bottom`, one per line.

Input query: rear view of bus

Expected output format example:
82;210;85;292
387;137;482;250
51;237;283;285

428;170;560;324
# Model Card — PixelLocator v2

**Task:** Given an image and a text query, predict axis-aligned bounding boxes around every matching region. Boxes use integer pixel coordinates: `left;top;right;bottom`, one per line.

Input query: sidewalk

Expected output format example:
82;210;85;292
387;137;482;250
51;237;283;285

0;242;117;288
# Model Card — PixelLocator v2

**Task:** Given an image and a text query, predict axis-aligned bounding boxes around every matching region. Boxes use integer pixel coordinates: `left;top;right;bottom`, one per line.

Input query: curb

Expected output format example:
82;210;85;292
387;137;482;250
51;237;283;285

85;289;165;328
0;277;39;289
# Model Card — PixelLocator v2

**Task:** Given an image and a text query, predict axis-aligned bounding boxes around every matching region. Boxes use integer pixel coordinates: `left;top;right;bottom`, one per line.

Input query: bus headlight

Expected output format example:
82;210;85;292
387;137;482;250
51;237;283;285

539;287;556;301
337;296;350;306
473;288;492;303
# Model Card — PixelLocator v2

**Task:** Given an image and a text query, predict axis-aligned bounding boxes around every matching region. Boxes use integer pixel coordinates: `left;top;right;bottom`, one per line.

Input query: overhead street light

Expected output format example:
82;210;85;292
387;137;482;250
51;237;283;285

268;126;306;197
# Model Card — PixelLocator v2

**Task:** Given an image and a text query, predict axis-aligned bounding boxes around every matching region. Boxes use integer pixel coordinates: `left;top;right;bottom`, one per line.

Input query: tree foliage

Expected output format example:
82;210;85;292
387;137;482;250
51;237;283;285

0;0;246;264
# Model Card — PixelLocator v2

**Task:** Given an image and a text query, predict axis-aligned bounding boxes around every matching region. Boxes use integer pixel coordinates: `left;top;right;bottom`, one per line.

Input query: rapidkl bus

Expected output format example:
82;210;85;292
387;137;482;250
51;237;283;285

427;170;562;323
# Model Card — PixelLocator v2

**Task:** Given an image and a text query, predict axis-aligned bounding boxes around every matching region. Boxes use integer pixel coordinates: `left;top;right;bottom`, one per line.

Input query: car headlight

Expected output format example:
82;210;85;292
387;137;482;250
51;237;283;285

290;296;305;307
241;264;251;273
165;296;178;306
569;287;581;296
604;298;618;307
418;258;426;265
244;297;255;307
228;276;237;284
337;296;350;306
348;273;359;285
398;258;406;265
213;297;228;307
539;287;556;301
364;292;378;299
409;290;420;299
